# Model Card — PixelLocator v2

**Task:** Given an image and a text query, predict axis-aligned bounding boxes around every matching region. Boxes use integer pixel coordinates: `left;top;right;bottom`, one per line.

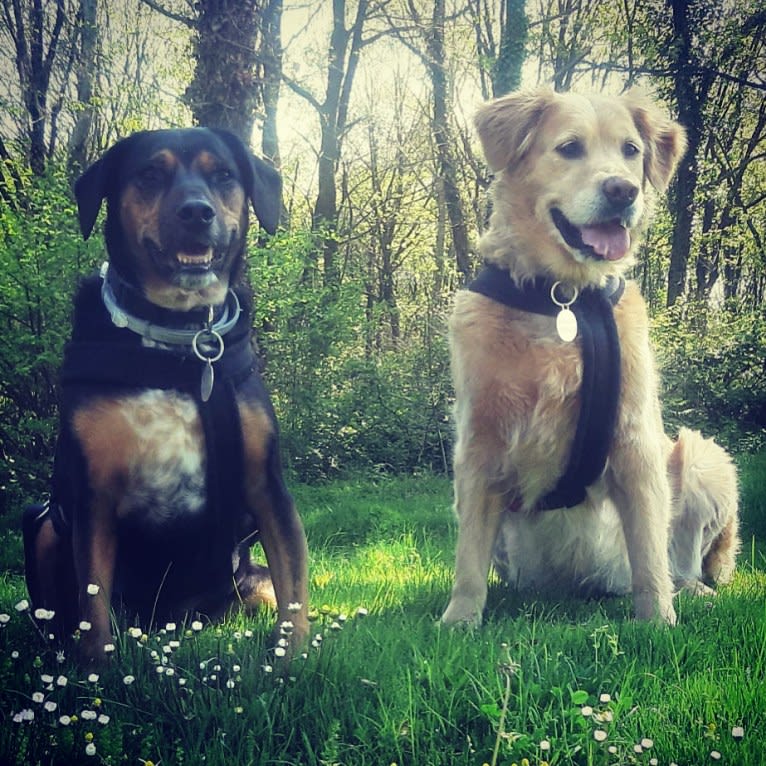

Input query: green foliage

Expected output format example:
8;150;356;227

739;451;766;540
250;231;452;482
0;168;762;521
1;472;765;765
0;163;102;515
653;300;766;452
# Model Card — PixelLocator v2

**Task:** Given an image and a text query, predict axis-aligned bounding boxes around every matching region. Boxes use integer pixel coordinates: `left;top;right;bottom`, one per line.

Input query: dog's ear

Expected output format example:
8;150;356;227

73;134;138;240
474;90;555;172
248;155;282;235
74;154;111;240
213;129;282;235
624;94;688;192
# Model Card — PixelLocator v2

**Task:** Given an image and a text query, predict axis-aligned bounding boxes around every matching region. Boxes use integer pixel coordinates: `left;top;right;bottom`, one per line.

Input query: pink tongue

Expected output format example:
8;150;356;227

580;223;630;261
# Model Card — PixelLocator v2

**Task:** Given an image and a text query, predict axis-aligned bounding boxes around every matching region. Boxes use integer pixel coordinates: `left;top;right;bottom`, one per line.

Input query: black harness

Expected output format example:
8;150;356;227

48;268;257;599
468;263;625;510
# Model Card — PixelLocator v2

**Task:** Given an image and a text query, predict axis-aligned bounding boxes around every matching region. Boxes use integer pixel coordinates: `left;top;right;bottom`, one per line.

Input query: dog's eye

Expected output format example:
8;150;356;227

623;141;641;158
556;140;584;159
211;168;235;185
136;166;165;189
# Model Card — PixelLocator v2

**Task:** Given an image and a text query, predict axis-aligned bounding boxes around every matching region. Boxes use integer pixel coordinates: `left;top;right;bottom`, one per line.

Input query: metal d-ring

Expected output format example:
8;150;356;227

550;280;579;309
192;328;225;363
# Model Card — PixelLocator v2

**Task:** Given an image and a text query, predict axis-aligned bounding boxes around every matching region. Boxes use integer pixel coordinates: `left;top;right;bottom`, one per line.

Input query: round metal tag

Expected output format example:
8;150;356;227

556;307;578;342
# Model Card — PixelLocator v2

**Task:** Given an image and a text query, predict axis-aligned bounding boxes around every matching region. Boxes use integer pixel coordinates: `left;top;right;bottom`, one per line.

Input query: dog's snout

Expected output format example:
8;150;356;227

602;177;639;210
177;199;216;227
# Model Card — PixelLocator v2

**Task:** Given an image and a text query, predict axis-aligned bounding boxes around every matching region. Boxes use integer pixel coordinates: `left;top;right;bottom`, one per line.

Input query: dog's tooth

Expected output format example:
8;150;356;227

177;252;213;265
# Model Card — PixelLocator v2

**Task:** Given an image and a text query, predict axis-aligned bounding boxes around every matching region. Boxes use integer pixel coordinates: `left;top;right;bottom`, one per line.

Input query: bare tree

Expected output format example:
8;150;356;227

1;0;77;174
285;0;383;285
67;0;97;178
141;0;268;141
656;0;766;306
384;0;473;281
695;74;766;304
531;0;603;90
358;103;432;348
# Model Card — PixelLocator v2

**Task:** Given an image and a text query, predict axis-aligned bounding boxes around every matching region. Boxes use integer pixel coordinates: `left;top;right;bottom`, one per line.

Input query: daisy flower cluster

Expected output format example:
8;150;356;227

575;691;679;764
6;601;119;759
2;595;370;762
583;693;748;764
480;639;750;766
557;691;748;765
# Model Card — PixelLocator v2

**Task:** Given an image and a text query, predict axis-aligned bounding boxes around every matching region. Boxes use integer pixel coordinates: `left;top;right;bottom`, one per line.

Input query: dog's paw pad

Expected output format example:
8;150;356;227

441;602;483;629
678;579;716;598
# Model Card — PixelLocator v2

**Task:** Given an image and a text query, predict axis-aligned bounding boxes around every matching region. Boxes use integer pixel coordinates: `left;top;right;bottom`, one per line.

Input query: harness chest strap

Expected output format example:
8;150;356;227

50;271;257;588
467;263;625;511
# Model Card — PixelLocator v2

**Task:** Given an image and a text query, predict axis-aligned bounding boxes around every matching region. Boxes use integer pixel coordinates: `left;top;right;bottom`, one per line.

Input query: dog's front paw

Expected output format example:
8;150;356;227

78;629;115;666
264;612;309;670
633;590;677;626
441;597;484;628
677;578;716;597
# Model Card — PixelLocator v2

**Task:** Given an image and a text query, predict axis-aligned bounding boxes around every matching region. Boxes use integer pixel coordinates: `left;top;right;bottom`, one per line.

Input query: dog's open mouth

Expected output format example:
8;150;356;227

145;239;221;273
143;239;228;290
176;248;214;271
551;208;631;262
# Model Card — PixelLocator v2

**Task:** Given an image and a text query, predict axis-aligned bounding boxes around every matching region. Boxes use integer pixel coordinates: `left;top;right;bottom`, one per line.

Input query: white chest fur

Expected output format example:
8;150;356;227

73;389;207;525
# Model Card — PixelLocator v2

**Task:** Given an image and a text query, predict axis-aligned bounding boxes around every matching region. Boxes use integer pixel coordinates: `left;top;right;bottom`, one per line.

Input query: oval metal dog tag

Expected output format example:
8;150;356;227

200;361;214;402
556;307;578;342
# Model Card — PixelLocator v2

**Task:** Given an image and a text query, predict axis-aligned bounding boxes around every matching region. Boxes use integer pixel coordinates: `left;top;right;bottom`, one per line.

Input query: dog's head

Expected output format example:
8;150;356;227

475;89;687;284
75;128;281;309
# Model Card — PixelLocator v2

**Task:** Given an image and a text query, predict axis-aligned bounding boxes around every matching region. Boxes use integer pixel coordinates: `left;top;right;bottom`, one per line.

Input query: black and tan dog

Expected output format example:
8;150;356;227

22;128;308;663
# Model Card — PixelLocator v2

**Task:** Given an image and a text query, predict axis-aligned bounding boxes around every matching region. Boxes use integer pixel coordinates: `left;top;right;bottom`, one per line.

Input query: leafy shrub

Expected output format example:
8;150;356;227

653;300;766;453
249;231;452;481
738;451;766;539
0;164;102;515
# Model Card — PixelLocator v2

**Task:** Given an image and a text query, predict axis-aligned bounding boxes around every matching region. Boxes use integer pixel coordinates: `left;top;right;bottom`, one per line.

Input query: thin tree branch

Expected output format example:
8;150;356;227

137;0;194;27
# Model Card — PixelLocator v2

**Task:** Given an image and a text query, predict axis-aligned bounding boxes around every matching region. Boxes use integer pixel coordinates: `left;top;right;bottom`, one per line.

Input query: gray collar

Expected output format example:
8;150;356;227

99;262;241;347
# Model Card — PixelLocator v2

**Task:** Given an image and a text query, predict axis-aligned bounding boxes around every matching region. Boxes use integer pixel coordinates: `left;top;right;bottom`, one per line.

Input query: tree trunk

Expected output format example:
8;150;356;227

666;153;696;305
67;0;98;179
666;0;707;307
307;0;369;286
492;0;527;96
260;0;283;165
426;0;472;281
184;0;263;142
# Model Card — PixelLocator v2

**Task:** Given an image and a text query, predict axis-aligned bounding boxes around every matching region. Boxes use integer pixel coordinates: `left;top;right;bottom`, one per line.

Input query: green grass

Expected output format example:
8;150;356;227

1;465;765;766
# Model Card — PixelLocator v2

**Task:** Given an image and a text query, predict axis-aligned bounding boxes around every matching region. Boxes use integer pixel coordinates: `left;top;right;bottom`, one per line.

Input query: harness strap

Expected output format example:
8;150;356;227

467;263;624;510
51;273;257;593
59;332;255;391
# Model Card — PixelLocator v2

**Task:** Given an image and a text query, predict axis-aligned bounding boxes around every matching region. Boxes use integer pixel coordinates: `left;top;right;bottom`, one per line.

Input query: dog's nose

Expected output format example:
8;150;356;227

602;177;639;210
177;199;216;227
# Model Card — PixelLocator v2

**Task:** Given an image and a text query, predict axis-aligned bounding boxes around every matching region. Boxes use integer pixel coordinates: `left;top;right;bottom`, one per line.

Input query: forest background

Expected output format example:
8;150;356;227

0;0;764;517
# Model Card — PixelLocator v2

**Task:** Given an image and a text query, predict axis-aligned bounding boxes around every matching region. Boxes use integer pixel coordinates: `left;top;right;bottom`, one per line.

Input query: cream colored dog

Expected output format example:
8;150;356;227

442;89;739;627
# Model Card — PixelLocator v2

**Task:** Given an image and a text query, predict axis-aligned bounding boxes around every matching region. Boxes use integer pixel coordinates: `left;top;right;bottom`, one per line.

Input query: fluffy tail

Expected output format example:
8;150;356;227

667;428;740;587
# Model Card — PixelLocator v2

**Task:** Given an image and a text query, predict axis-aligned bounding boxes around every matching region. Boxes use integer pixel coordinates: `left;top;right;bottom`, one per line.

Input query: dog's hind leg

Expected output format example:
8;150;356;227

442;466;505;627
22;503;78;639
702;513;740;585
233;555;277;611
667;428;740;592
